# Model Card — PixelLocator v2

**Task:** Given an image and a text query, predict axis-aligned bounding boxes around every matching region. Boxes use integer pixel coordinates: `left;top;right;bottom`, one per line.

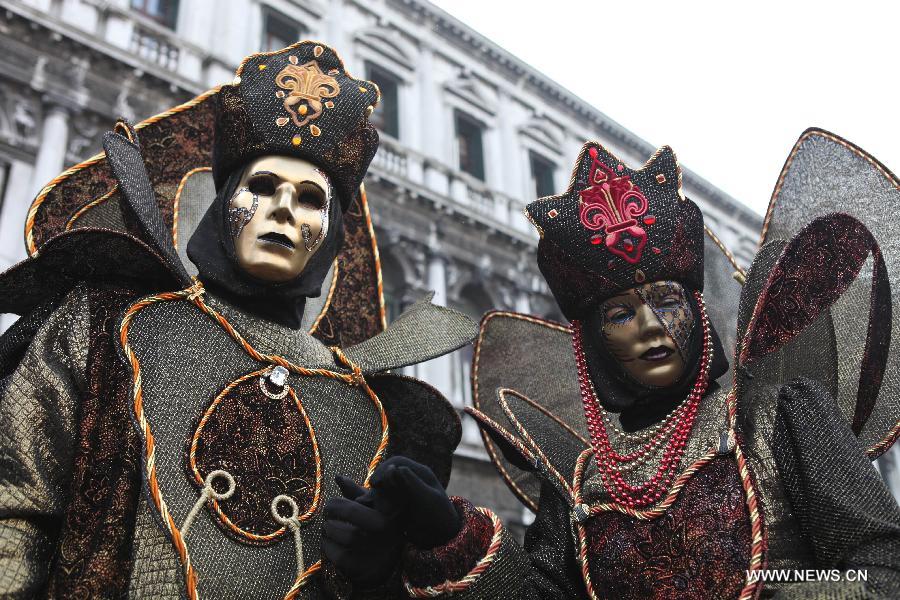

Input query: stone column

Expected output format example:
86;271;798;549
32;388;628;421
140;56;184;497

515;288;531;315
30;102;71;200
496;90;524;201
0;101;69;333
419;235;455;404
0;160;36;334
0;160;35;270
418;45;443;162
325;0;352;65
400;72;424;185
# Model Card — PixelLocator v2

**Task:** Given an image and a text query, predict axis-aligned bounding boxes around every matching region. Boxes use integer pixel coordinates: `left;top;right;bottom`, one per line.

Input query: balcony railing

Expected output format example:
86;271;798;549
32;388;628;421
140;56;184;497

130;26;180;70
371;137;408;180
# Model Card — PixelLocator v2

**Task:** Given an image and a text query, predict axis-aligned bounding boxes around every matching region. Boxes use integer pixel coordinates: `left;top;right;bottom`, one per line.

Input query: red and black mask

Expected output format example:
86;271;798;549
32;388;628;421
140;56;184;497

527;143;729;423
525;142;706;323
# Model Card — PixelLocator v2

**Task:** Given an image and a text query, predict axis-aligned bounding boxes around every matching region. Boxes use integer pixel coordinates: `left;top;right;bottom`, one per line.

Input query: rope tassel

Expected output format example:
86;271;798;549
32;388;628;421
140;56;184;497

181;470;236;539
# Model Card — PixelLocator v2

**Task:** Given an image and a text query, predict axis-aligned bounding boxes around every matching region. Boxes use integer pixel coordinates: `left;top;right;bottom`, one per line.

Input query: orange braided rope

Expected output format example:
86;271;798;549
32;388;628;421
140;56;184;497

172;166;212;250
65;185;119;231
359;183;388;331
120;280;389;597
331;346;390;485
727;393;766;600
308;261;339;335
704;224;747;282
496;388;573;498
284;561;323;600
120;289;201;599
187;369;323;543
402;508;503;598
571;408;765;600
25;86;221;256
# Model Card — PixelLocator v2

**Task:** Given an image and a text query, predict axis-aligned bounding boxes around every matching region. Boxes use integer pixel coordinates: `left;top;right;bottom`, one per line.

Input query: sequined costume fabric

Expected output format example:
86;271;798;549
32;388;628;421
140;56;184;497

0;285;472;598
402;136;900;599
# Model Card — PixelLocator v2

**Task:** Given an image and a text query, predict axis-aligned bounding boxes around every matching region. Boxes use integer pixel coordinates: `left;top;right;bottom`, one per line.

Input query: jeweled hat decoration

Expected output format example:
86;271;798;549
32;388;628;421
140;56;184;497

212;41;380;210
526;141;705;320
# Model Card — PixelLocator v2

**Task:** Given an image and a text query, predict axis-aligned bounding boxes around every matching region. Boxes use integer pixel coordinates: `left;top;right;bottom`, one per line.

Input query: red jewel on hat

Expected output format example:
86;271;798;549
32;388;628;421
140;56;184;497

643;215;656;225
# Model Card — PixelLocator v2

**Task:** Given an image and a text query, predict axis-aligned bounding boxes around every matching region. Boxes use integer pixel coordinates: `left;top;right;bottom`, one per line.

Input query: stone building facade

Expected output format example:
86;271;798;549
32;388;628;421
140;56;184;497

0;0;895;532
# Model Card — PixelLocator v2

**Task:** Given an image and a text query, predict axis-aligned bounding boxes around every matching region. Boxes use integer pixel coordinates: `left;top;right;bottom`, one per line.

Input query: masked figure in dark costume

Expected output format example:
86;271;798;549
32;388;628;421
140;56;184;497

333;135;900;599
0;41;474;599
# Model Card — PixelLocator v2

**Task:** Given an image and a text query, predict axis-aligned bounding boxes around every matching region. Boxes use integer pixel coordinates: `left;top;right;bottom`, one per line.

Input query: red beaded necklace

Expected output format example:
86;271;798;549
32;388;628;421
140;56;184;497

571;291;712;508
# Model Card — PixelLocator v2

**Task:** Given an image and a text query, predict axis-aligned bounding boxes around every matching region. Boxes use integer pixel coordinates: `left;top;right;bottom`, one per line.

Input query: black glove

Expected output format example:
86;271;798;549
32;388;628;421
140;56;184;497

369;456;461;549
322;475;403;587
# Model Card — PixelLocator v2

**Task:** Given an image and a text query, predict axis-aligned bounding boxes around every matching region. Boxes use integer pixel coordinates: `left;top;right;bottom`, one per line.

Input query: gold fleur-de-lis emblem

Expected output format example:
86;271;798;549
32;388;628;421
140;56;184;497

274;57;340;129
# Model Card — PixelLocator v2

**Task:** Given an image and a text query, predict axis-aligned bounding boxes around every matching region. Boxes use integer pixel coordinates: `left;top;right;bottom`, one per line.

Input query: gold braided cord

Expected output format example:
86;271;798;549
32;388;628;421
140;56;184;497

172;166;212;250
360;183;388;331
571;401;765;600
187;369;323;544
571;447;719;520
65;185;119;231
470;311;571;514
496;388;574;498
403;507;503;598
760;128;900;250
120;279;389;597
869;418;900;459
307;261;339;335
726;393;766;600
704;224;747;282
25;86;221;256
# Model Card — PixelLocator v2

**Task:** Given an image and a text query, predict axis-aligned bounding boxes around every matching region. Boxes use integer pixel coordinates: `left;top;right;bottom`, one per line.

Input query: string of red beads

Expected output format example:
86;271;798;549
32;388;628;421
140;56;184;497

571;291;713;508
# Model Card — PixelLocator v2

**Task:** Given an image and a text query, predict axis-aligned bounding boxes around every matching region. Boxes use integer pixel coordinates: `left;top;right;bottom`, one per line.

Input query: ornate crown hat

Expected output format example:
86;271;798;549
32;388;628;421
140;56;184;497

212;41;380;210
526;141;705;320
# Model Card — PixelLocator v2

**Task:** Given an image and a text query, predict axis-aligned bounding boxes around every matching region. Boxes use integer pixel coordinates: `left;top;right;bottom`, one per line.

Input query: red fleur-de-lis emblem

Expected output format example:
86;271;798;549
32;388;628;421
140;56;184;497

579;148;651;264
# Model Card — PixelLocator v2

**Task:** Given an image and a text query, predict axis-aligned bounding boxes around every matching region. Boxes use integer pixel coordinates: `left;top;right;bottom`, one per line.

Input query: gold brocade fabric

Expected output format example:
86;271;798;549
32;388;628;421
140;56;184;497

122;291;383;598
0;287;90;597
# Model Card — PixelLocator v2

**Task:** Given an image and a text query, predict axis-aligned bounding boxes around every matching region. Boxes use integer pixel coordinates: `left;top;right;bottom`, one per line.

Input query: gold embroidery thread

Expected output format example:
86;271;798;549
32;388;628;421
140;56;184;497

274;60;340;128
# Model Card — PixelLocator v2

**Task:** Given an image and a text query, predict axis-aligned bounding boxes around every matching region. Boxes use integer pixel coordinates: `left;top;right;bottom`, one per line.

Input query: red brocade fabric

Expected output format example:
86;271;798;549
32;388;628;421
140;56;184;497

582;455;751;600
404;497;494;588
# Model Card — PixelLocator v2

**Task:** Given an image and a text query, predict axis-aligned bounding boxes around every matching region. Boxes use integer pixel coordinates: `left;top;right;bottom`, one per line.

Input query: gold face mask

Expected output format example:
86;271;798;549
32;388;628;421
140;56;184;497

596;281;695;388
228;155;331;283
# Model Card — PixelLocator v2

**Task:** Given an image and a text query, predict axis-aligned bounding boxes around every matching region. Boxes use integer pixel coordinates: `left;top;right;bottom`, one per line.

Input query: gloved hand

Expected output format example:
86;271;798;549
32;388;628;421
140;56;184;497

322;475;403;587
369;456;461;549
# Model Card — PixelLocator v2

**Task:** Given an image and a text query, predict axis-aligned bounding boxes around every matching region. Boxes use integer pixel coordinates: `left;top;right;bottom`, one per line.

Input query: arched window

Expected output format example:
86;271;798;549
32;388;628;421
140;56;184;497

131;0;179;29
380;251;408;325
365;62;401;139
261;8;306;52
454;111;486;181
